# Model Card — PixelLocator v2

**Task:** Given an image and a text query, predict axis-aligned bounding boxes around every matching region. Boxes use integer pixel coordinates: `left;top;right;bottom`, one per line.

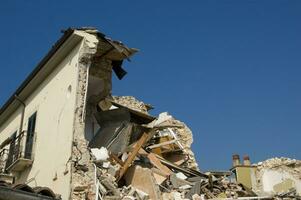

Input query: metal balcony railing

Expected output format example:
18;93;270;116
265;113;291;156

0;131;34;172
0;148;8;173
6;131;26;170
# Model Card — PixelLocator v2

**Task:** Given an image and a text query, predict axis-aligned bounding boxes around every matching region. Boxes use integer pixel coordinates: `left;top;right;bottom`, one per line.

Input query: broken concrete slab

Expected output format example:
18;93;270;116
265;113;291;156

124;165;162;200
170;173;192;189
112;96;151;114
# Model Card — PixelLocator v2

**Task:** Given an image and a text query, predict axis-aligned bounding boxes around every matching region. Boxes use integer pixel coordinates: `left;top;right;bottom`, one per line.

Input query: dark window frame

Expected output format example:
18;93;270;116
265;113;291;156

24;112;37;159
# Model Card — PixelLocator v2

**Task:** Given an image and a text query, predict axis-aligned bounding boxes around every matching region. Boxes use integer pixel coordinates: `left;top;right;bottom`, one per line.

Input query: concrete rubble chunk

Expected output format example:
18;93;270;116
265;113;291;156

91;147;109;162
176;172;188;180
146;111;200;170
170;174;192;189
101;178;121;197
253;157;301;197
113;96;151;114
124;165;162;200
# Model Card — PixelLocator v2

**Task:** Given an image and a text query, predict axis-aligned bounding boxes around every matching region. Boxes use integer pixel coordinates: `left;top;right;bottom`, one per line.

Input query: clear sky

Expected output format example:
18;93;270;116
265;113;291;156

0;1;300;170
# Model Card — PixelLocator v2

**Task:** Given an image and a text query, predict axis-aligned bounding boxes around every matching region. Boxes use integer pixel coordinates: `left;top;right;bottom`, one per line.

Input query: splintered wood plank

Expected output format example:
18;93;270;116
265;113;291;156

117;132;149;181
109;153;124;166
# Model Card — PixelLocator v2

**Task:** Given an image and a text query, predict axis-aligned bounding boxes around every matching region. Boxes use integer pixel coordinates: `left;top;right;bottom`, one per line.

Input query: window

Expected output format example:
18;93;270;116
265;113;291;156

24;112;37;159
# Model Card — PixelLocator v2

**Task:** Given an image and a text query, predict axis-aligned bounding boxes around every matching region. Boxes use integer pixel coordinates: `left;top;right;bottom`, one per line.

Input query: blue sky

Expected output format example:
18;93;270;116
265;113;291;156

0;1;300;170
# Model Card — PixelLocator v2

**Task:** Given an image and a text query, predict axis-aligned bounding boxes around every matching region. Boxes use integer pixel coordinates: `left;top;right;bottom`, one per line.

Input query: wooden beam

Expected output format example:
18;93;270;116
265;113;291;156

146;139;178;149
109;153;124;166
116;132;149;181
154;154;209;178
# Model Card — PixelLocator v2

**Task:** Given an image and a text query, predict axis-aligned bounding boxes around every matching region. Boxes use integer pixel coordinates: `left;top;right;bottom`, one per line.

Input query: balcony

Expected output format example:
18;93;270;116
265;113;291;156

2;131;33;172
0;148;14;183
0;148;8;173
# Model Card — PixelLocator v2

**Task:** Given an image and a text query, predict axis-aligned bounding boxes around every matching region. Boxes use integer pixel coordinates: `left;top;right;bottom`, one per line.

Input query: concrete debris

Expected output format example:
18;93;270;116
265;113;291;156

83;95;263;200
125;165;162;200
81;92;301;200
91;147;110;162
176;172;188;180
147;112;200;170
253;157;301;197
256;157;301;174
113;96;151;114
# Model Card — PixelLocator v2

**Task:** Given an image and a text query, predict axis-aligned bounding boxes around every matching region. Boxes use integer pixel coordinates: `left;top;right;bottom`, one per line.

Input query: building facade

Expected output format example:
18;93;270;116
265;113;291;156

0;28;137;200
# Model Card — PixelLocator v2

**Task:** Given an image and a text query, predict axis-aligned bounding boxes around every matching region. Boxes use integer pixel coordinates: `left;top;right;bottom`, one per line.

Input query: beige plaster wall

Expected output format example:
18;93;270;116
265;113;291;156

0;38;83;200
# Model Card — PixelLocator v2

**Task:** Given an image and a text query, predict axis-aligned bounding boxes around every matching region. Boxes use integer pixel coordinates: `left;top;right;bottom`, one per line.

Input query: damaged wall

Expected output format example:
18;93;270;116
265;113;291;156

254;157;301;196
70;29;136;200
70;30;100;200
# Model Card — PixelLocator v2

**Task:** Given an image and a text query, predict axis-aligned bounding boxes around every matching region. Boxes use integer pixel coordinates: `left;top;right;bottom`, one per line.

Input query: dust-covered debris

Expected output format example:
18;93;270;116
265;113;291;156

83;93;259;200
256;157;301;177
252;157;301;198
150;112;199;170
112;96;152;114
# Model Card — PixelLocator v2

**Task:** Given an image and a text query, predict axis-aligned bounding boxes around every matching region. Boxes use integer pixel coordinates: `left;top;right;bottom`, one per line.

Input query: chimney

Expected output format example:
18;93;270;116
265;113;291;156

243;155;251;166
232;154;241;167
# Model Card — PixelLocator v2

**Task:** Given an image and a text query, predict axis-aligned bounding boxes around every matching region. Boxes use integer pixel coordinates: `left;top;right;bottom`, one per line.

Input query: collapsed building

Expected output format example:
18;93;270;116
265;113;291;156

0;27;300;200
231;156;301;199
254;157;301;196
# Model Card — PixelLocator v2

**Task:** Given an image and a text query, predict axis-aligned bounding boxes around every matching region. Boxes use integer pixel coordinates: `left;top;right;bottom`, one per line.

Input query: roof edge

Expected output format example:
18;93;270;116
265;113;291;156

0;28;75;116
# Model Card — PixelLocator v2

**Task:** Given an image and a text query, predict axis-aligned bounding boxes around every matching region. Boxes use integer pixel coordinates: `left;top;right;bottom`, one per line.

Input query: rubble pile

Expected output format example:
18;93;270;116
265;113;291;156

253;157;301;198
87;96;258;200
160;173;256;200
256;157;301;178
153;113;199;170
